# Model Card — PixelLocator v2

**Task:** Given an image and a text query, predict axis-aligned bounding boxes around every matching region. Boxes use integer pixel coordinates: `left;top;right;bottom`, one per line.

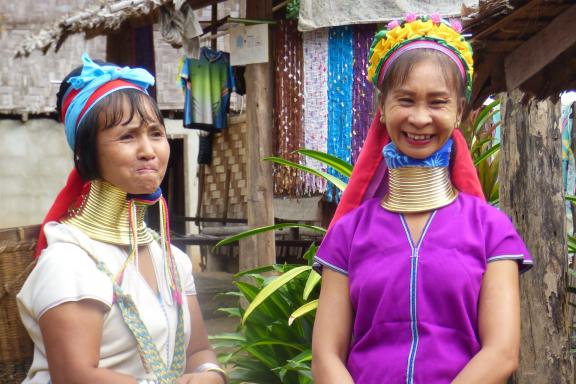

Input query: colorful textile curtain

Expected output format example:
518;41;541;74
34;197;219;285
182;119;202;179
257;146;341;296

302;28;330;195
326;26;354;202
273;19;305;196
351;24;377;164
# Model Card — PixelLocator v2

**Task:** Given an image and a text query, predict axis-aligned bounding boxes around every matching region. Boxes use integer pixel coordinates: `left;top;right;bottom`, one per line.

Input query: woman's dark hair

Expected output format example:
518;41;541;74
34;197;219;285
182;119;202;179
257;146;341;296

56;62;164;181
378;48;467;113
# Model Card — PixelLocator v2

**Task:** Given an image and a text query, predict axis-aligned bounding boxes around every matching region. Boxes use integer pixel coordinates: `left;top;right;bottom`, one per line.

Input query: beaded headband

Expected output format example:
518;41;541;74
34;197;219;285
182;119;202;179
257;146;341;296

367;13;474;99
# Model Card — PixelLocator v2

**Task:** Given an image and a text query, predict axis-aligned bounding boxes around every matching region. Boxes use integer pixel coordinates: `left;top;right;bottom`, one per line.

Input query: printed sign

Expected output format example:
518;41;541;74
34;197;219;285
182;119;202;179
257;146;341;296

230;23;269;66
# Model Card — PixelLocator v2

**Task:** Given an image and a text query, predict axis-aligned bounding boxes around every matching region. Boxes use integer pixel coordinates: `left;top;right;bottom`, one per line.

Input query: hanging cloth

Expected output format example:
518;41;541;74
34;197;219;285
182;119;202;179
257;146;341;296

351;24;376;164
326;26;354;202
302;28;330;195
273;19;305;196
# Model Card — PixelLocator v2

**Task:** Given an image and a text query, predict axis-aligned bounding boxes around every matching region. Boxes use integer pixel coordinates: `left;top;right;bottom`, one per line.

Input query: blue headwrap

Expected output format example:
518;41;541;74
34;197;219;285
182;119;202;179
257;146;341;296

62;53;155;150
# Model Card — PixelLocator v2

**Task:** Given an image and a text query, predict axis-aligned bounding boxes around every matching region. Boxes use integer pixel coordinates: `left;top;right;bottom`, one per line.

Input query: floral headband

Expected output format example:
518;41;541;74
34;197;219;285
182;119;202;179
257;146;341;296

367;13;474;99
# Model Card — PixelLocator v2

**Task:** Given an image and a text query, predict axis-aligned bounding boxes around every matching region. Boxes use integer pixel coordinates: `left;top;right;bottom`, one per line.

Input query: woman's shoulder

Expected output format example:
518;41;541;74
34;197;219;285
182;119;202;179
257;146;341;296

457;193;511;220
334;197;385;224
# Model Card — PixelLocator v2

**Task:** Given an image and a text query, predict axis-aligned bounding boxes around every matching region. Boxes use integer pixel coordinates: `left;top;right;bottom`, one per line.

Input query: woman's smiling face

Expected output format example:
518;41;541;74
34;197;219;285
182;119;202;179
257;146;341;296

96;97;170;195
382;58;463;159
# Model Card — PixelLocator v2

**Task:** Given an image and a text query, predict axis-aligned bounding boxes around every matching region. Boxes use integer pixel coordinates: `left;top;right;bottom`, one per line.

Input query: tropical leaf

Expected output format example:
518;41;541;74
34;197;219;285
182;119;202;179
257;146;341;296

214;223;326;249
474;143;500;166
289;300;319;326
302;270;321;300
264;156;347;191
295;149;353;178
473;99;499;135
243;266;312;324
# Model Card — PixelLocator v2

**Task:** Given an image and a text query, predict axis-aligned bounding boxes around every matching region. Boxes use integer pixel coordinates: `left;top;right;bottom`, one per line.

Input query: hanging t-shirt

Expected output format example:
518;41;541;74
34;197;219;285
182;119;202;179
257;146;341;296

180;47;235;132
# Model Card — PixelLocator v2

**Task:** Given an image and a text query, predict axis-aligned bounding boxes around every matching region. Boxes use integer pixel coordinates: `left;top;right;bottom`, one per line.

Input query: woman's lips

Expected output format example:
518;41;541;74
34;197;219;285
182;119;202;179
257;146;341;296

136;167;158;174
403;132;433;146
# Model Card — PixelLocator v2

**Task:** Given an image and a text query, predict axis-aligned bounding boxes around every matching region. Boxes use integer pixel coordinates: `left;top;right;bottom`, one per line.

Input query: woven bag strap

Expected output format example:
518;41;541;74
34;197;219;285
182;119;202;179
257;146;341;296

59;240;186;383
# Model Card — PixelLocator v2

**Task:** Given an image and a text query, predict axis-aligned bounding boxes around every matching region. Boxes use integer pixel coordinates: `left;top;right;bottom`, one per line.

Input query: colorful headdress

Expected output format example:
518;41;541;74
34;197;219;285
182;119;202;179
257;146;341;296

61;53;155;150
329;14;483;229
367;13;474;99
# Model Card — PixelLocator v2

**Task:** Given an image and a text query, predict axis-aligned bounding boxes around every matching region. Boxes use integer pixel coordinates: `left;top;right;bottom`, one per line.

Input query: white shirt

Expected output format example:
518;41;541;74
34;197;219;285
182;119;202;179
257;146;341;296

17;222;196;383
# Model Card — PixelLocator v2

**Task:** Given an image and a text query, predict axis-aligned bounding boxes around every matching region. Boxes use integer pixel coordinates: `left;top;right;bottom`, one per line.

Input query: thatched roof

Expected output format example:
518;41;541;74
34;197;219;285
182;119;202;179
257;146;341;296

14;0;226;58
463;0;576;106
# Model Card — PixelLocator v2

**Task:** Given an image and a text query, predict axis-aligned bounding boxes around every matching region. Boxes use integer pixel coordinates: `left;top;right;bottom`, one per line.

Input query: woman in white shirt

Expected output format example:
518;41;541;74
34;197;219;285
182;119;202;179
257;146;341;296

17;54;227;384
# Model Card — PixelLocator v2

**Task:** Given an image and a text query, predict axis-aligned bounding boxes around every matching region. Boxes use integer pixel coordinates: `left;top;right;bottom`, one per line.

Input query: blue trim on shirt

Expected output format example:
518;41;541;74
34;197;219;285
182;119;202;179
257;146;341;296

400;211;437;384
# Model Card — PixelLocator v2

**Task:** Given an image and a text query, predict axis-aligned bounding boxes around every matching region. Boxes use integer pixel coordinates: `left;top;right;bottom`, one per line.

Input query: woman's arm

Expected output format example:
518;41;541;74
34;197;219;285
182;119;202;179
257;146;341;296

312;269;355;384
175;295;225;384
39;300;137;384
452;260;520;384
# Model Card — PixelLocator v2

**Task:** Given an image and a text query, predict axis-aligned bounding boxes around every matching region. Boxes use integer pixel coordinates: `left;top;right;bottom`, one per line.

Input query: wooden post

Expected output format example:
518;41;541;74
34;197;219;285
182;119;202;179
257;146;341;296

239;0;275;270
500;90;574;383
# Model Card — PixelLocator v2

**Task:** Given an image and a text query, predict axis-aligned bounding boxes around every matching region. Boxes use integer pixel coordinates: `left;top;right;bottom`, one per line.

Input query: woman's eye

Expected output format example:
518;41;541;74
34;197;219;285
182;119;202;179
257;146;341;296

151;130;166;138
398;98;413;104
431;100;448;106
119;134;134;141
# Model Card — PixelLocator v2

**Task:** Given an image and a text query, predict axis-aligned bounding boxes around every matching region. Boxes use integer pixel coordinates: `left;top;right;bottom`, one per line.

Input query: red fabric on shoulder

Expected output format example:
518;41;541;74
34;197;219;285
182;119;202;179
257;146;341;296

329;110;389;230
450;129;485;200
35;169;88;258
328;112;485;230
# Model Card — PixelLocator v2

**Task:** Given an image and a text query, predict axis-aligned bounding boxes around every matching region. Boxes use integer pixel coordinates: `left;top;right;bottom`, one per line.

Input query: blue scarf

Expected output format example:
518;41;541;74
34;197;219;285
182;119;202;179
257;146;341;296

383;138;453;169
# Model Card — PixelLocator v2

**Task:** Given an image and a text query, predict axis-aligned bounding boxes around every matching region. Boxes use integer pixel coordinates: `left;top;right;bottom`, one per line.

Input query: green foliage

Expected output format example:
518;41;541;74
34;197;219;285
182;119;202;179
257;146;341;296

461;99;501;204
286;0;300;20
210;263;318;383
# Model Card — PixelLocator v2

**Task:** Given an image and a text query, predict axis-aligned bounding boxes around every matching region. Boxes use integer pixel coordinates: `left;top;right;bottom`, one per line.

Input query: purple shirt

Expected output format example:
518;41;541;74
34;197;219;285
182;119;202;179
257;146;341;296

315;193;532;383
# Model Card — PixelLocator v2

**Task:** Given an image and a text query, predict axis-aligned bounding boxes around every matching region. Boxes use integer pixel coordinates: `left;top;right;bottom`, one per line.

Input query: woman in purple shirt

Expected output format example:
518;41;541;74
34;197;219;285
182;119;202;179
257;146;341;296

312;15;532;384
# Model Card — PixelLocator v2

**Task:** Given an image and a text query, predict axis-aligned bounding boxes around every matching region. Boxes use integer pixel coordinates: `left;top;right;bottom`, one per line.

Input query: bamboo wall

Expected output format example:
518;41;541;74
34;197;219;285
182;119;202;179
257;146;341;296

200;114;247;222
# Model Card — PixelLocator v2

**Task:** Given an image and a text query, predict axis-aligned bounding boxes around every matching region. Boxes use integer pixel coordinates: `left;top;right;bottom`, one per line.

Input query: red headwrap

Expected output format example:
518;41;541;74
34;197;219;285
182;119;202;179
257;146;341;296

328;110;484;230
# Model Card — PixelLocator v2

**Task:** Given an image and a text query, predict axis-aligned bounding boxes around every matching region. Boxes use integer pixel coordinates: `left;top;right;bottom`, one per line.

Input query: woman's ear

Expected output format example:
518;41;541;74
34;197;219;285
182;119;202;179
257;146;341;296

378;92;386;123
456;97;467;126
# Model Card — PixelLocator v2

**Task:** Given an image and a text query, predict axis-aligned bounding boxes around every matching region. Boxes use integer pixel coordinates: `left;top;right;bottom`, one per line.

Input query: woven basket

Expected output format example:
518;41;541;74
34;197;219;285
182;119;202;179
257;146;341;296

0;225;39;383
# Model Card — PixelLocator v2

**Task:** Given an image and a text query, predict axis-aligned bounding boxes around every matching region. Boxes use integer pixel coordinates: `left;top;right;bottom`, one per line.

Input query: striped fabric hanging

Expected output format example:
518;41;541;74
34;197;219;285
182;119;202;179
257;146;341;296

302;28;329;195
352;24;377;164
273;19;305;196
326;26;354;202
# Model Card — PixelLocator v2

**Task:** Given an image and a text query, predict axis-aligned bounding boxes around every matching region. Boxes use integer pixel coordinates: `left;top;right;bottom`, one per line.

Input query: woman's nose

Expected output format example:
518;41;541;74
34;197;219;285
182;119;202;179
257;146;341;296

408;105;433;127
137;137;156;159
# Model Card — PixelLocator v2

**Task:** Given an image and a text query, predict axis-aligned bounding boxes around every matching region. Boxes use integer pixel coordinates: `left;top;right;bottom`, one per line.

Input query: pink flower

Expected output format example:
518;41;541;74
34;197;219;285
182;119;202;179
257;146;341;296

405;13;417;23
387;20;400;30
451;19;463;33
430;13;441;24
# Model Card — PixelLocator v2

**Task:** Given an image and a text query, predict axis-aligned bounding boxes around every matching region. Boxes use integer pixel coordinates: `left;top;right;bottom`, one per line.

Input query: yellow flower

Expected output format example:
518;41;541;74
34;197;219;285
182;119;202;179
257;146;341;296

367;17;474;90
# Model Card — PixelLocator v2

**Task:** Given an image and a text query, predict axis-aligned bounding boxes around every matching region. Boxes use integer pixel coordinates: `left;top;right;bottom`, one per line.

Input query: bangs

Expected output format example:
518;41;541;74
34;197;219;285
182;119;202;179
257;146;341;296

380;49;465;100
94;89;164;130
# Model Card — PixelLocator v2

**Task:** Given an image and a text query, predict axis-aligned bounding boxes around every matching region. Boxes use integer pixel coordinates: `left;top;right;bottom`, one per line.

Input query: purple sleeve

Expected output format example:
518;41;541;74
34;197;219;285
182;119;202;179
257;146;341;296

485;210;533;273
313;213;356;276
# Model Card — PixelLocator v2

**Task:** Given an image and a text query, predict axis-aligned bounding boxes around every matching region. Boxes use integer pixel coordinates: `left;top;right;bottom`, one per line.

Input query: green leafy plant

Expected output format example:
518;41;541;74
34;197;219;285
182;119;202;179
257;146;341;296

210;253;321;383
286;0;300;20
461;99;501;204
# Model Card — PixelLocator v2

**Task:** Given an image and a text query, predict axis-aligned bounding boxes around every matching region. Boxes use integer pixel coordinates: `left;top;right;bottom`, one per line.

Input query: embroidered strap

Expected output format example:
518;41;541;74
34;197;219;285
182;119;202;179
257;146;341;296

68;241;186;383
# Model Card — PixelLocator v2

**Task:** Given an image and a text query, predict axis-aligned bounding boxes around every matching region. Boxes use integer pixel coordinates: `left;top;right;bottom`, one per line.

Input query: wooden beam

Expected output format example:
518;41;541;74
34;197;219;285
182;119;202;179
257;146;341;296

211;2;218;50
187;0;228;10
470;0;539;41
504;4;576;91
239;0;275;271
